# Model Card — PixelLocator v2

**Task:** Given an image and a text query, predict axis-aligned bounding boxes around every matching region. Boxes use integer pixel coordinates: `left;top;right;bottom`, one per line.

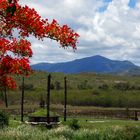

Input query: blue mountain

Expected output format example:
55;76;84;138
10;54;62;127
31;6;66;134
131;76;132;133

31;55;139;74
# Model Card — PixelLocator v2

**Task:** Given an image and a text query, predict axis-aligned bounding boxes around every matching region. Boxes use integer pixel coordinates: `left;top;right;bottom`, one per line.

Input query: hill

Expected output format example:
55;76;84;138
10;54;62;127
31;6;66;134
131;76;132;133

31;55;140;74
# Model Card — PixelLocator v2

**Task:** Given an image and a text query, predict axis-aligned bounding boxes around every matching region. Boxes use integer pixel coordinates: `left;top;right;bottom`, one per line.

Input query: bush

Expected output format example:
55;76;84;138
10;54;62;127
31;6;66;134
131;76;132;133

98;84;109;90
69;119;80;130
0;111;9;128
55;81;62;90
113;82;130;91
50;83;55;90
77;80;89;90
31;108;59;117
39;95;45;108
92;90;100;96
19;84;34;90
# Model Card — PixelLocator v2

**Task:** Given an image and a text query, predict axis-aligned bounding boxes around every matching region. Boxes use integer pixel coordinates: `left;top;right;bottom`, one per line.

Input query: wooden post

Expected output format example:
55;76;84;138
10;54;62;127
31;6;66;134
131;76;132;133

21;76;24;122
47;74;51;124
64;76;67;122
1;90;4;100
126;107;129;119
4;87;8;108
134;110;138;121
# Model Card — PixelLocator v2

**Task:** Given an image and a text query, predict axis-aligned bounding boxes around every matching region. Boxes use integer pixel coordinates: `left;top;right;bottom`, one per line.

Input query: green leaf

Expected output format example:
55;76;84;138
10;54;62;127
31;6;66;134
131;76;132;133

11;5;16;14
6;5;16;16
8;0;12;4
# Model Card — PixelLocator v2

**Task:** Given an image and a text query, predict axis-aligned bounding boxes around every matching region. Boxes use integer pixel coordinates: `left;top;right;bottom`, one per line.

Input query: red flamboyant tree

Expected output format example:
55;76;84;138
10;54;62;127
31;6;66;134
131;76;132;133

0;0;79;90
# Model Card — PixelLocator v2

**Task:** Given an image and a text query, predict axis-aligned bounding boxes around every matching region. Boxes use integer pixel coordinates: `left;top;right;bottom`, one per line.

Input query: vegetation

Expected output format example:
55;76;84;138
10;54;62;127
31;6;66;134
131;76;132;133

2;71;140;108
0;123;140;140
0;111;9;128
68;119;80;130
30;108;59;117
0;0;79;90
1;1;139;139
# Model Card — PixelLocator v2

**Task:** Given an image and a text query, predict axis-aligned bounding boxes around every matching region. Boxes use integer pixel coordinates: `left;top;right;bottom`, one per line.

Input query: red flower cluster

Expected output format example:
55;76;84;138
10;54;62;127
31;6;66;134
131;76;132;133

10;39;32;57
45;20;79;49
0;56;31;75
0;75;16;90
0;0;79;89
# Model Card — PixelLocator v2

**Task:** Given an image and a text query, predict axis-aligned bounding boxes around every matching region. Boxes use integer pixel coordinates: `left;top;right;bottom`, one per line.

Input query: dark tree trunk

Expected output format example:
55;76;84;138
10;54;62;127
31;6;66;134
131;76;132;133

21;76;24;122
64;76;67;122
4;87;8;108
47;74;51;124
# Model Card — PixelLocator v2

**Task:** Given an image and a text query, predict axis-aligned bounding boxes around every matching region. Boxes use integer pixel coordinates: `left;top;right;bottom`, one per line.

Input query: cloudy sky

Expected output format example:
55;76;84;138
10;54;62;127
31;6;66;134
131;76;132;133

20;0;140;66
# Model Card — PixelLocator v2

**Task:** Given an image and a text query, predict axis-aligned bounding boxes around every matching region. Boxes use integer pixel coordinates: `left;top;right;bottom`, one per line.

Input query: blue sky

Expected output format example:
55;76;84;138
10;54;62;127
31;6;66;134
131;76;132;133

99;0;136;12
20;0;140;66
128;0;136;8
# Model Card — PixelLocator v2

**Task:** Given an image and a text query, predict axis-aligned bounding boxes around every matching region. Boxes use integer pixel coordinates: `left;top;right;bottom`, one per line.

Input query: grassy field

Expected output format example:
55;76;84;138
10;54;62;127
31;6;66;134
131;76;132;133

0;117;140;140
1;71;140;139
1;71;140;109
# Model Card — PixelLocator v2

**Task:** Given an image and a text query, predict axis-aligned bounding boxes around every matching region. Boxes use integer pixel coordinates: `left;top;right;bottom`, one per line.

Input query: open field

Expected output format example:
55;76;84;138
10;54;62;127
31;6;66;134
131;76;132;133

1;71;140;139
1;71;140;108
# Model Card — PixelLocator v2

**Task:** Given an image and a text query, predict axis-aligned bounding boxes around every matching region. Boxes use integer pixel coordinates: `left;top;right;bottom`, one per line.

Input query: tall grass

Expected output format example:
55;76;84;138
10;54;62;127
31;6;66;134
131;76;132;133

0;125;140;140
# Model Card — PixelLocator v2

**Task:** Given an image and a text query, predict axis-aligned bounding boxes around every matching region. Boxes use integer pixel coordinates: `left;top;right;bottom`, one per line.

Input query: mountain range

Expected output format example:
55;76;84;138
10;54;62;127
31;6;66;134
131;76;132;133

31;55;140;75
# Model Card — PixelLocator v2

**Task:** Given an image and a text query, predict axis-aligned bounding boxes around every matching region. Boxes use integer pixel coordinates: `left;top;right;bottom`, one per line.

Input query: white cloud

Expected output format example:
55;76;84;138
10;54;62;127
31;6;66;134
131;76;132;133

19;0;140;66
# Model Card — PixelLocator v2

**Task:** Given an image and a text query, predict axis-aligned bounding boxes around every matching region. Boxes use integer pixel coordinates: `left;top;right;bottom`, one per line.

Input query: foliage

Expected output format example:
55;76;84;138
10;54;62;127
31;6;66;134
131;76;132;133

92;90;100;96
68;119;80;130
50;83;55;90
77;80;89;89
113;82;130;91
0;124;140;140
4;71;140;108
39;94;45;108
98;84;109;90
0;111;9;128
19;83;34;90
0;0;79;90
31;108;59;117
114;82;140;91
55;81;62;90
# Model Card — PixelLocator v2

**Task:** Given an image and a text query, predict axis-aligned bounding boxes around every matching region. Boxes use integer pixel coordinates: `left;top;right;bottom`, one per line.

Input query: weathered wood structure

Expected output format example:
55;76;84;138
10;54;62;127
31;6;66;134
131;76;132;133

28;116;59;125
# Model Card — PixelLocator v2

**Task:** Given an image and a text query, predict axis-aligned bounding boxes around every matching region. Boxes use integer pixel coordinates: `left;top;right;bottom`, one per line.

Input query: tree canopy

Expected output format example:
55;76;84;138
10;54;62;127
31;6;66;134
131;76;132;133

0;0;79;89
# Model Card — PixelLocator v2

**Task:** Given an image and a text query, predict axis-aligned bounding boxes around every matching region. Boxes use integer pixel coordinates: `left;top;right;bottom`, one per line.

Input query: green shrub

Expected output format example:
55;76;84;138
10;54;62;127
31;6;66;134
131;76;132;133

19;84;34;90
55;81;62;90
39;95;45;108
92;90;100;96
98;84;109;90
77;80;89;90
0;111;9;128
50;83;55;90
69;119;80;130
31;108;59;117
113;82;130;91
